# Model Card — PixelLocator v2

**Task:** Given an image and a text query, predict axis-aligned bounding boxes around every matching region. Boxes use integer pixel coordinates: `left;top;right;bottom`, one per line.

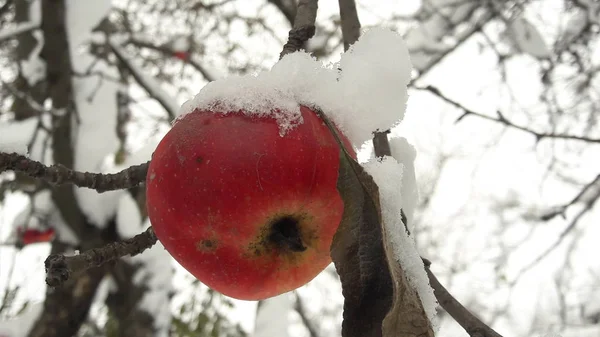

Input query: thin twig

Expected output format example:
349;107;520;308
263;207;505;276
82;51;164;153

45;226;157;287
0;152;149;192
540;173;600;221
511;194;599;285
279;0;318;59
420;85;600;144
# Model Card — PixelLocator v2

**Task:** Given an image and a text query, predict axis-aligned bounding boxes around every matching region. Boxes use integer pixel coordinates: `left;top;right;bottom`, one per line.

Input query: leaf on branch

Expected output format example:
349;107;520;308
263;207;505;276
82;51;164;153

322;111;434;337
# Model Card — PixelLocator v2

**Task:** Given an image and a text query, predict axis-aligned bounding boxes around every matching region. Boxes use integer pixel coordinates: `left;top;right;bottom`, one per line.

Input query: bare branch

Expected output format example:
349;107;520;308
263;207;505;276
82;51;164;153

337;0;360;51
0;152;149;192
420;85;600;144
425;262;504;337
279;0;318;59
127;37;217;82
511;194;599;284
541;173;600;221
45;226;157;287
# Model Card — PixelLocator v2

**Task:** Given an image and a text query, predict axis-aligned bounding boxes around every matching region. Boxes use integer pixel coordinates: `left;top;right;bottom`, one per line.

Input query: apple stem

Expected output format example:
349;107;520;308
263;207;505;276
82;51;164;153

44;226;157;287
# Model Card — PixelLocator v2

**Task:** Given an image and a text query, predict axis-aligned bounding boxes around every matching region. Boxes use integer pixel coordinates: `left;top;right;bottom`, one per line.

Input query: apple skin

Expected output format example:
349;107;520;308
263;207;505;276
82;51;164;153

146;106;355;300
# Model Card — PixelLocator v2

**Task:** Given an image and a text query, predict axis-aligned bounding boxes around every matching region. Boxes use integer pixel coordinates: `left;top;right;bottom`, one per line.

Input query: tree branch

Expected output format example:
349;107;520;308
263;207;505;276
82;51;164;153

279;0;318;59
540;173;600;221
337;0;360;51
0;152;149;192
420;85;600;144
425;263;504;337
45;226;157;287
127;37;217;82
108;40;180;119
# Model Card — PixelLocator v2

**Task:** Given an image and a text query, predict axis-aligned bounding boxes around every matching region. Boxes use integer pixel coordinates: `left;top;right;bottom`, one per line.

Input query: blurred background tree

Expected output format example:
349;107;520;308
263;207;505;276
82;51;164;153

0;0;599;336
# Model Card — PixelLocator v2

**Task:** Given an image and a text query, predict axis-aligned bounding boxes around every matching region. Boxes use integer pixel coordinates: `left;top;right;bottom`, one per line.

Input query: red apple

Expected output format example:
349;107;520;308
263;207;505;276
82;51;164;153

146;105;355;300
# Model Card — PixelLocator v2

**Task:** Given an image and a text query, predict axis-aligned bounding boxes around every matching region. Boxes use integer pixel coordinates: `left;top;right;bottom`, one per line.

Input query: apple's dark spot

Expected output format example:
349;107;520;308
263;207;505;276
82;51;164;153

196;156;203;163
269;215;306;252
197;239;217;251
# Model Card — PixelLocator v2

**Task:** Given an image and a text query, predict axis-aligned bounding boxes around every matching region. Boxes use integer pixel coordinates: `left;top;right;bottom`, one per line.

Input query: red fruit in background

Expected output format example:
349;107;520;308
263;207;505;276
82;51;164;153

146;106;355;300
173;51;189;61
17;228;55;245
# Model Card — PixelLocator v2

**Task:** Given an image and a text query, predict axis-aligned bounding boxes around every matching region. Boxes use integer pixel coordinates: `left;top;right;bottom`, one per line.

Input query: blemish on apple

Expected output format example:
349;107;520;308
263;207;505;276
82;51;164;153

197;239;218;252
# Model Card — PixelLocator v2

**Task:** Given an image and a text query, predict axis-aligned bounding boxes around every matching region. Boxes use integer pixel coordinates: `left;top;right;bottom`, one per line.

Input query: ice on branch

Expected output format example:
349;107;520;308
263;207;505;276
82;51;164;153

364;157;438;323
178;28;413;145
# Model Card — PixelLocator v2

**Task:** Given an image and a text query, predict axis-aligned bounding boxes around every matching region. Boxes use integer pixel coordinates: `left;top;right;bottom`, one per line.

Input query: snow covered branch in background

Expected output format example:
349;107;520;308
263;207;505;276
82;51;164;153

0;21;39;43
109;40;180;119
0;152;149;192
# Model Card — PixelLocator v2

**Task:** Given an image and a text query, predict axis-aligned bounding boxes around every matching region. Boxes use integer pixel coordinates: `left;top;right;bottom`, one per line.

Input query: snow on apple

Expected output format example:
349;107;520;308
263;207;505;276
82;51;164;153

179;27;412;144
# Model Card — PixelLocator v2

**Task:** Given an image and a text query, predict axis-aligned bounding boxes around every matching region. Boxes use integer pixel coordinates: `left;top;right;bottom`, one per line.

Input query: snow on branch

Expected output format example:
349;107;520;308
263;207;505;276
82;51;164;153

45;226;157;287
0;21;39;43
108;39;180;119
0;152;149;192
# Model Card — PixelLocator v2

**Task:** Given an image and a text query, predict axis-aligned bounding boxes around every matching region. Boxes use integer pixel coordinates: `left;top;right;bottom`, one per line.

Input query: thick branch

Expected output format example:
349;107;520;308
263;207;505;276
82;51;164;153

45;226;157;287
279;0;318;59
0;152;149;192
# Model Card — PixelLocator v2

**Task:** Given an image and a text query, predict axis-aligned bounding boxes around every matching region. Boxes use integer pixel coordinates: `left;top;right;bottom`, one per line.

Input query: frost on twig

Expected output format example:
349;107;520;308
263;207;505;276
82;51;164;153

0;152;149;192
45;226;157;287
